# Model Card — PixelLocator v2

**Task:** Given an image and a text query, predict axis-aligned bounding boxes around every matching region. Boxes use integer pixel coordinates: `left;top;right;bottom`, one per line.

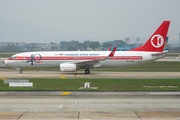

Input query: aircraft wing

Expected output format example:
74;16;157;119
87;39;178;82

72;47;117;67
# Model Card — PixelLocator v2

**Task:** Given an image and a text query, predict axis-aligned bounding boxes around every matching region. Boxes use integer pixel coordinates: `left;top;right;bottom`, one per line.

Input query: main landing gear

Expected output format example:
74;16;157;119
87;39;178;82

85;69;90;74
19;70;23;74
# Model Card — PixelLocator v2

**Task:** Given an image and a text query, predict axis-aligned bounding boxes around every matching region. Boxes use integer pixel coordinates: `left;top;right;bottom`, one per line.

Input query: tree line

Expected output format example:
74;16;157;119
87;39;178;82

60;40;127;51
1;40;180;52
0;39;129;52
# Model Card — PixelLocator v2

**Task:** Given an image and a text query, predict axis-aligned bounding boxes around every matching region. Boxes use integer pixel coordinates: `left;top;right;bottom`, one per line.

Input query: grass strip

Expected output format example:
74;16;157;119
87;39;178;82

0;78;180;91
0;54;15;57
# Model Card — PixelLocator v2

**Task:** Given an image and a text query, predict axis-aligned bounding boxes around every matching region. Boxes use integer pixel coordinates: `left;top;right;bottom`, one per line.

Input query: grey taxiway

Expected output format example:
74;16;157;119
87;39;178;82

0;92;180;120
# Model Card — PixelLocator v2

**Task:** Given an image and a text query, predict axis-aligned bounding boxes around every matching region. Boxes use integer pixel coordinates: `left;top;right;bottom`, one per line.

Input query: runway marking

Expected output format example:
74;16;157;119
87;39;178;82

0;78;6;80
60;92;71;95
134;111;142;120
60;77;67;79
17;112;25;120
74;73;77;77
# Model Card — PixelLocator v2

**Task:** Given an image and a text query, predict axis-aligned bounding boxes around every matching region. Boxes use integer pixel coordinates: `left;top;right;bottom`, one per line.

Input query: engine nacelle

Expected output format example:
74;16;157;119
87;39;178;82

60;63;77;72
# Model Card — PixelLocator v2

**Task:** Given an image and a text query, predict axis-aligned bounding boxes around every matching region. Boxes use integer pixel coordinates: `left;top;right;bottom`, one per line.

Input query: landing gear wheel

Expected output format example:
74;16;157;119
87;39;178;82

85;69;90;74
19;70;23;74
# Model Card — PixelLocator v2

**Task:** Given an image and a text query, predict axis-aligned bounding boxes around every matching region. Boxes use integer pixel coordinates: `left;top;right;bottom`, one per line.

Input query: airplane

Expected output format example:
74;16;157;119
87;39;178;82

4;21;170;74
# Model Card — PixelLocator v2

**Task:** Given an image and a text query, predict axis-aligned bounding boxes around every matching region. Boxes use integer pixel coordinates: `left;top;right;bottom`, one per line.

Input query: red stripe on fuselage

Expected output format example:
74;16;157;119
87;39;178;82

7;56;142;61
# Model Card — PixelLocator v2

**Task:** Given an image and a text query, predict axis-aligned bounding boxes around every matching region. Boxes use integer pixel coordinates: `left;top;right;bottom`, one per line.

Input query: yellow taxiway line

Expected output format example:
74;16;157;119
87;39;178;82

59;92;71;95
60;77;67;79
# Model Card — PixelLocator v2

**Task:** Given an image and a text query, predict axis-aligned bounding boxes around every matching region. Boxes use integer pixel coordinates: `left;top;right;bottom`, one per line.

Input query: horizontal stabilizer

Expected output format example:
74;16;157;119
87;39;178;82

151;51;168;56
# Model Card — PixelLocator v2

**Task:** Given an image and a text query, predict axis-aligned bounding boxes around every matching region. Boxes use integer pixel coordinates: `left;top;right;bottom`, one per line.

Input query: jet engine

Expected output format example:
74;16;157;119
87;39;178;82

60;63;77;72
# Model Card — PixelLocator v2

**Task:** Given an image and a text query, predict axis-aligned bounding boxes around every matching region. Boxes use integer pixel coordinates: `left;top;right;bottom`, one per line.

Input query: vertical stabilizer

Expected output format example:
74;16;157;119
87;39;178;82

128;21;170;52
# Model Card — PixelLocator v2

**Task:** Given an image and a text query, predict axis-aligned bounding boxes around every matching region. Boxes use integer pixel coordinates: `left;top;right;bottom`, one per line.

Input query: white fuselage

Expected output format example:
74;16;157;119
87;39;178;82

4;51;163;69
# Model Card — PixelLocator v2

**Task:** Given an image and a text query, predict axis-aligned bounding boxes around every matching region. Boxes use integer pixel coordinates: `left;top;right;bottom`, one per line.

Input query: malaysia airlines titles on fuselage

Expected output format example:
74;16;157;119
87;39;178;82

4;21;170;74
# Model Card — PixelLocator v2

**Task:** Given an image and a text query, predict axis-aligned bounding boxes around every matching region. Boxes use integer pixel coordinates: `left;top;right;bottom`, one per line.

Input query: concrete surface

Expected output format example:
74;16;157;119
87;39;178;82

0;69;180;79
0;58;6;63
156;57;180;62
0;63;6;67
0;93;180;120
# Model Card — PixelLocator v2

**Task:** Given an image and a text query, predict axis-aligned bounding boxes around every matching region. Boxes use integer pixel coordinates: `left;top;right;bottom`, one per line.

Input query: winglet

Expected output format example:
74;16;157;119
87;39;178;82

108;47;117;58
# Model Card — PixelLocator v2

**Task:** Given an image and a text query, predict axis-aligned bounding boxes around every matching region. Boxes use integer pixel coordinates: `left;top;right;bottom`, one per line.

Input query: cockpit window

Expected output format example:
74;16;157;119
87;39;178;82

9;56;16;59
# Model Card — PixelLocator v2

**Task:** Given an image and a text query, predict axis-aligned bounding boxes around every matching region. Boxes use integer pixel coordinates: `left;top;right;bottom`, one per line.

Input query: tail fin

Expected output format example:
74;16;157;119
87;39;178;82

107;47;111;51
128;21;170;52
164;36;169;48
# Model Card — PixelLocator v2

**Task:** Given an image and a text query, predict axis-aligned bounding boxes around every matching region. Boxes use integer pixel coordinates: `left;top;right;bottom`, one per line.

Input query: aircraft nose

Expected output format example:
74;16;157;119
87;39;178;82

3;60;6;64
3;60;8;65
1;60;7;67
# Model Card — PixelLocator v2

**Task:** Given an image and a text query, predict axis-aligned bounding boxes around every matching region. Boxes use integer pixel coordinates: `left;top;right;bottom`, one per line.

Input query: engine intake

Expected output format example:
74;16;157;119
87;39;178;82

60;63;77;72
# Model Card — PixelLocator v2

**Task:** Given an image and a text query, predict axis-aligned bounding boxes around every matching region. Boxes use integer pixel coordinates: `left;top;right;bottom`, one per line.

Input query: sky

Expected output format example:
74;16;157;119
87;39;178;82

0;0;180;44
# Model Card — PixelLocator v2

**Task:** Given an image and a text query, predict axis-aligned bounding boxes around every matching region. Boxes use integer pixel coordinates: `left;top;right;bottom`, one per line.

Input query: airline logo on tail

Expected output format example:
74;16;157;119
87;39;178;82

151;34;164;48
